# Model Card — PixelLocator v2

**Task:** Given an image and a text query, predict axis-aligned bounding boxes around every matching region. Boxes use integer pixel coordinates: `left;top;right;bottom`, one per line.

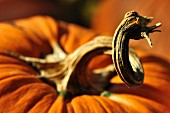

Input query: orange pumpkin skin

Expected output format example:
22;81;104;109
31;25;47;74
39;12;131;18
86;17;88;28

0;16;169;113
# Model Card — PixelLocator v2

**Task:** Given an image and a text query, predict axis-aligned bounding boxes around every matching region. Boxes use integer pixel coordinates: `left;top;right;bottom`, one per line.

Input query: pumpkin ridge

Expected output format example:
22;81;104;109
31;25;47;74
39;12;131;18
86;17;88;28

48;95;68;113
0;64;37;73
90;96;108;113
65;102;75;113
119;94;165;113
93;95;127;113
0;73;32;81
109;83;166;105
0;20;53;57
103;94;138;112
132;98;164;113
18;30;53;57
70;95;91;113
0;76;42;96
25;16;57;48
15;84;57;113
14;24;52;51
28;93;57;113
0;83;57;113
42;16;58;45
81;95;107;113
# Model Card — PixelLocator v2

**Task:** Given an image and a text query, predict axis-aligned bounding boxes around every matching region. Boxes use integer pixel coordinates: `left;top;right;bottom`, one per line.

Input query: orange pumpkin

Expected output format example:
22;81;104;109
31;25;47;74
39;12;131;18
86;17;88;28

0;15;169;113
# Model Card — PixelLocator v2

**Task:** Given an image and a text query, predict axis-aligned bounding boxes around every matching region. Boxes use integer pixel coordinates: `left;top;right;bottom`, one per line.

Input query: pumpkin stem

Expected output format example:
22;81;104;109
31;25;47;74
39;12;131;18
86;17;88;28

112;11;161;87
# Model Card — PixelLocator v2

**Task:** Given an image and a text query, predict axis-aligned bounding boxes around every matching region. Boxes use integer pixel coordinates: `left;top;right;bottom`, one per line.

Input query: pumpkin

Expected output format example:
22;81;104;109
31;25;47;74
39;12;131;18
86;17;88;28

0;13;169;113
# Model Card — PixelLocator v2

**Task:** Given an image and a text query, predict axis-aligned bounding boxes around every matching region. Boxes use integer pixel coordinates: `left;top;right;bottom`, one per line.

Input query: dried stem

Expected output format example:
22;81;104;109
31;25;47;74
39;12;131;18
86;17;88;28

112;11;161;87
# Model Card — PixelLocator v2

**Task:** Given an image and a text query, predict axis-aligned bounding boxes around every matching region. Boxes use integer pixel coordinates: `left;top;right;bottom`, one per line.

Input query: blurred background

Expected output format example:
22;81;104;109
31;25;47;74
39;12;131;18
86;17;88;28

0;0;169;62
